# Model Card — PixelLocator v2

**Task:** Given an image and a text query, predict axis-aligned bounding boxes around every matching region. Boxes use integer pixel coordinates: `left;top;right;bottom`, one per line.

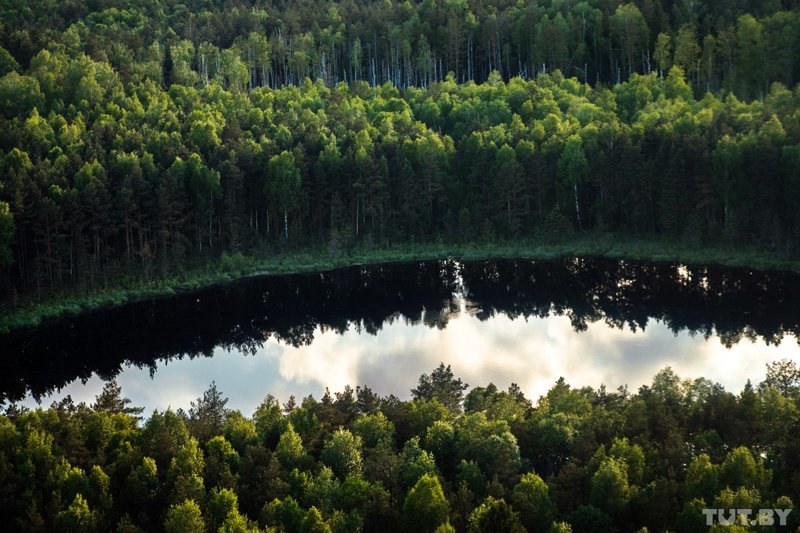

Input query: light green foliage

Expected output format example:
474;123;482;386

400;436;439;490
683;454;719;502
301;506;331;533
207;487;240;531
609;4;649;77
674;25;701;77
403;474;449;532
87;465;112;513
55;493;97;532
223;411;258;453
463;383;529;422
453;413;521;485
320;428;363;480
265;151;302;240
164;499;205;533
608;438;645;486
253;394;285;447
124;456;159;519
511;472;556;532
352;412;395;449
205;435;240;488
654;33;672;74
423;420;454;467
51;457;90;505
590;456;631;514
407;399;451;437
0;5;798;316
720;447;772;492
139;409;190;472
305;466;339;513
168;437;205;479
0;46;20;76
665;66;693;100
167;437;205;505
218;510;261;533
276;422;308;472
712;486;763;510
0;367;798;530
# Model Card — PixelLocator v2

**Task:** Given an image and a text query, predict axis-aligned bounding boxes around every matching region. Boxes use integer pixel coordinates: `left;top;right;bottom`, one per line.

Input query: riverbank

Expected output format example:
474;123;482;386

2;237;799;335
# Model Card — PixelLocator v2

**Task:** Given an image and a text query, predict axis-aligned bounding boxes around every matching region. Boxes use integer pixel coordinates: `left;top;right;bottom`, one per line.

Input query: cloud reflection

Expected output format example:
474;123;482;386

21;306;799;416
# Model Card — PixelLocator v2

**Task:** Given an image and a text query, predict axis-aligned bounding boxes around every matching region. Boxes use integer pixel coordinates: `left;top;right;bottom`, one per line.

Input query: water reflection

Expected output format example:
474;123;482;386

3;258;799;409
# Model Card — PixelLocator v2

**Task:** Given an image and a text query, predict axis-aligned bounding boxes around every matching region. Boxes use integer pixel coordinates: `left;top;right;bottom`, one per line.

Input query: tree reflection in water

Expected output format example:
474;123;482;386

2;258;798;404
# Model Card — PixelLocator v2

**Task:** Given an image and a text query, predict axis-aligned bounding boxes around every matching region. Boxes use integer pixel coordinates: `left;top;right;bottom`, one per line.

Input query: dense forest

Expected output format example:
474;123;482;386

3;0;800;91
1;362;799;531
0;0;799;297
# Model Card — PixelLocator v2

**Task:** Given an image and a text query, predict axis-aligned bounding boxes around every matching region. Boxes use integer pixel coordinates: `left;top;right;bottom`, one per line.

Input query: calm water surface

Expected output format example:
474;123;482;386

3;258;799;415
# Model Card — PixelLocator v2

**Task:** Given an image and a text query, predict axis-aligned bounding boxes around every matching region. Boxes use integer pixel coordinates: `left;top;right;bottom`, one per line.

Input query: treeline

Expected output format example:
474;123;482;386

1;66;799;296
1;2;800;297
2;362;799;531
2;0;800;96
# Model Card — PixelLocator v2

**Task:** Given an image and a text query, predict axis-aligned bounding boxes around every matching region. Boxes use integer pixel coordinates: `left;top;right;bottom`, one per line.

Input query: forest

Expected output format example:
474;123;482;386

0;1;799;298
1;362;799;531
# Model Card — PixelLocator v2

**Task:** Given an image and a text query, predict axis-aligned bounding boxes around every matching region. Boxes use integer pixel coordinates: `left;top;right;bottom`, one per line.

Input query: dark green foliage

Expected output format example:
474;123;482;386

761;359;800;398
260;496;305;533
0;0;799;306
188;381;229;443
675;498;710;533
412;363;468;412
567;505;615;533
2;353;800;532
467;497;525;533
0;201;13;268
92;380;143;416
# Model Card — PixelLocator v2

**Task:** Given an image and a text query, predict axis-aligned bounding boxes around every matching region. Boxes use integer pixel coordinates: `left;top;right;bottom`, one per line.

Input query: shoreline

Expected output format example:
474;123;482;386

2;238;799;336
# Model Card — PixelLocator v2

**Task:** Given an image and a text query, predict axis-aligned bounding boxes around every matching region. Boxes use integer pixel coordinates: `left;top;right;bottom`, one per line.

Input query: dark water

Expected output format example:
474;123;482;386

3;258;799;414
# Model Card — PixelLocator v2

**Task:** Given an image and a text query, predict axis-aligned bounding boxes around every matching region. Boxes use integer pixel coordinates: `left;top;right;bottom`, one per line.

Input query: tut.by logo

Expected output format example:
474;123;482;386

702;508;792;527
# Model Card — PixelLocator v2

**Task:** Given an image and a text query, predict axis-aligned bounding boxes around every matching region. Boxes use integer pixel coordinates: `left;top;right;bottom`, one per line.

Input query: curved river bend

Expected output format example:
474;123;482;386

2;258;799;413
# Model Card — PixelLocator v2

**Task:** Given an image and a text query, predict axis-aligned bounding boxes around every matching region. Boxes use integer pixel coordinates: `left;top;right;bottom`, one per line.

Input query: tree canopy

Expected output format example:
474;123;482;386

0;1;799;300
0;362;798;531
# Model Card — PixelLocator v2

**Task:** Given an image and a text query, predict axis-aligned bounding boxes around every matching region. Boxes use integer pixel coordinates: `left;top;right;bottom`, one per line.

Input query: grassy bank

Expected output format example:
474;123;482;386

2;237;799;335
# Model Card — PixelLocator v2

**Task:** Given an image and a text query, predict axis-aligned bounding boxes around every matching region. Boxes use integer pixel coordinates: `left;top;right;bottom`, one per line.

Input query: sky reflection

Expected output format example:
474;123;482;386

21;305;800;416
